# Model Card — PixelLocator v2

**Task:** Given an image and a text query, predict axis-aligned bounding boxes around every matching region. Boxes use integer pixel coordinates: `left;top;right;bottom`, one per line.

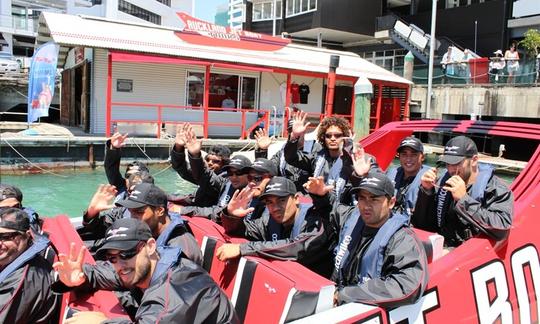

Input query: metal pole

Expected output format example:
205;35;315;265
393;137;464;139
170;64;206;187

272;0;277;36
474;20;478;54
426;0;437;119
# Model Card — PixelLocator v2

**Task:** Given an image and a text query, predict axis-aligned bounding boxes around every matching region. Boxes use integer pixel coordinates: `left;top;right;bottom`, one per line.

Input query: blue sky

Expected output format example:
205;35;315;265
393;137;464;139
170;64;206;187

194;0;225;22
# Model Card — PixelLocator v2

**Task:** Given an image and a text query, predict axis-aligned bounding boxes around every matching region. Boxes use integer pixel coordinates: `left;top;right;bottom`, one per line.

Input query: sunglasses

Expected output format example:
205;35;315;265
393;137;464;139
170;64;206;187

205;157;223;164
0;231;23;242
105;241;145;264
247;174;267;183
227;170;244;177
324;133;343;139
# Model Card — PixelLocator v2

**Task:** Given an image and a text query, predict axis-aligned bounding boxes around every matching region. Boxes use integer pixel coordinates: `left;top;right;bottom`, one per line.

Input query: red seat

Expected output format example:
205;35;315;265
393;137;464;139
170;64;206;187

411;227;445;263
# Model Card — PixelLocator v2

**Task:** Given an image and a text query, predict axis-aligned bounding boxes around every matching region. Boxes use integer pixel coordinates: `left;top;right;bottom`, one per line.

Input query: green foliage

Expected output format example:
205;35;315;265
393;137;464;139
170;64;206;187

519;29;540;57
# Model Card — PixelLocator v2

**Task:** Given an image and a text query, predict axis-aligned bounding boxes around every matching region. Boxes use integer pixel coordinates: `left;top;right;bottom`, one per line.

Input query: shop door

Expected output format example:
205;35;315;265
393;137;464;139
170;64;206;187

60;69;72;125
79;61;90;132
379;98;401;126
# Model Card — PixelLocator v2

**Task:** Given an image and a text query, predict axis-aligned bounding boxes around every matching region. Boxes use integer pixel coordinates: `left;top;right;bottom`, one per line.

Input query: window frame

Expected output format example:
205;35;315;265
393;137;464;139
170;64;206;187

252;0;283;22
285;0;317;18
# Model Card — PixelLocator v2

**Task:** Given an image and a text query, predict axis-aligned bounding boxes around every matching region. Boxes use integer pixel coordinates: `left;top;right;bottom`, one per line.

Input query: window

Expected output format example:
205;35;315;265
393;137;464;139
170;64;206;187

155;0;171;6
252;1;282;21
118;0;161;25
362;49;406;73
186;72;258;110
286;0;316;17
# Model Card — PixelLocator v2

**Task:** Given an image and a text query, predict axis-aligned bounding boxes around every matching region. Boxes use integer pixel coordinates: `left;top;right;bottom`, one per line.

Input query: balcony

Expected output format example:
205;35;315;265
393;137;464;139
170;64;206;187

0;14;39;35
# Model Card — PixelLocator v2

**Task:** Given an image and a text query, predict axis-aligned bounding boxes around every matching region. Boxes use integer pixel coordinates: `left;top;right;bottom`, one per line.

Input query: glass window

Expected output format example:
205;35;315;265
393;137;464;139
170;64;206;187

263;2;272;19
210;74;239;110
309;0;316;10
287;0;294;16
276;1;282;17
253;3;262;20
253;1;282;21
294;0;301;14
118;0;161;25
241;77;257;109
301;0;308;12
187;72;204;107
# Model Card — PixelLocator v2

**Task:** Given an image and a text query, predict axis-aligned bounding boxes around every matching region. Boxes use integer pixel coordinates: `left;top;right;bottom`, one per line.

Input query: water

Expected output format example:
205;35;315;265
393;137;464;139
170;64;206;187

0;165;196;218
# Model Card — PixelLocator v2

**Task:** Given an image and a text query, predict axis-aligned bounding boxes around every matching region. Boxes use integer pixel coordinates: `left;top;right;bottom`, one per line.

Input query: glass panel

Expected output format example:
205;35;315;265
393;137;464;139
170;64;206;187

263;2;272;19
301;0;308;12
287;0;294;15
187;72;204;107
276;1;282;18
309;0;316;10
210;73;239;110
253;3;262;20
241;77;257;109
294;0;301;14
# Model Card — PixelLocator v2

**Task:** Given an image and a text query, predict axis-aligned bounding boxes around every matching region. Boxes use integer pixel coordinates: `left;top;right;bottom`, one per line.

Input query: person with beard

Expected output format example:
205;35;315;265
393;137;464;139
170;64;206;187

385;137;430;216
169;123;231;207
216;177;333;277
284;113;353;203
53;218;238;324
412;136;513;248
178;155;251;223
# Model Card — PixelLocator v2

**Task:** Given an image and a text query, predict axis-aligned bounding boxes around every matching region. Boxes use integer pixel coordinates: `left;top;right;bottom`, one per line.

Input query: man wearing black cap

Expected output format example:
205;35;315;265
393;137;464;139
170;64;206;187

169;123;231;207
179;154;251;223
0;184;42;233
306;172;428;308
0;208;59;323
216;177;333;277
386;136;430;216
412;135;513;248
53;218;238;323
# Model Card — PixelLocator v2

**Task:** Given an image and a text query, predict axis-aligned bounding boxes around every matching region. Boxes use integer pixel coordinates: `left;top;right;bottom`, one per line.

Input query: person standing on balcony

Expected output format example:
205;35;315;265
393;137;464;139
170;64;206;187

505;43;520;84
441;46;457;83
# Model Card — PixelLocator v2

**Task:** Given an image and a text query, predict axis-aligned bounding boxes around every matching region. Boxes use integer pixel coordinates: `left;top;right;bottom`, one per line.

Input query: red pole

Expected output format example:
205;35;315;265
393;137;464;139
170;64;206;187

157;105;162;138
375;82;383;130
350;85;355;129
240;110;246;139
403;85;410;121
106;52;112;137
284;73;292;137
325;55;340;117
203;65;210;138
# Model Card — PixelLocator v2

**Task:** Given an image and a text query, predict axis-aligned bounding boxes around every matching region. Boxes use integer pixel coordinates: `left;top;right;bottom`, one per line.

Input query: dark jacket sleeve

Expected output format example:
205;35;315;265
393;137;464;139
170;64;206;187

181;205;226;223
283;137;315;173
104;140;127;193
81;207;126;239
454;176;513;241
220;212;248;237
337;227;429;308
170;146;197;185
81;261;125;291
411;186;438;232
239;213;328;262
254;148;269;159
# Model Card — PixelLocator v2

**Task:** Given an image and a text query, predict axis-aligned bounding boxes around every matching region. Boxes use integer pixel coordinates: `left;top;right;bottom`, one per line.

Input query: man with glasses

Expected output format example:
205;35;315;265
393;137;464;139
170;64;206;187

385;137;430;216
170;123;231;207
179;154;252;223
216;177;334;277
0;208;59;323
53;218;238;323
412;136;513;248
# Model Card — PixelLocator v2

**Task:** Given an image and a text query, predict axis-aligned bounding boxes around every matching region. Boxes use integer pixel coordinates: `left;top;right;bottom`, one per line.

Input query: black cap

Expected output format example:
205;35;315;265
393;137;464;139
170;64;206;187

0;184;23;203
397;137;424;153
259;177;297;200
351;172;394;197
116;183;167;209
95;218;152;258
222;155;252;172
0;208;30;232
243;158;277;176
438;136;478;165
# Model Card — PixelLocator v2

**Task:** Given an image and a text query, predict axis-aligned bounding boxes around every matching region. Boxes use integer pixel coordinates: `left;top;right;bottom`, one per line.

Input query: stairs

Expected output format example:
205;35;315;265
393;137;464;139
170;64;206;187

390;20;437;64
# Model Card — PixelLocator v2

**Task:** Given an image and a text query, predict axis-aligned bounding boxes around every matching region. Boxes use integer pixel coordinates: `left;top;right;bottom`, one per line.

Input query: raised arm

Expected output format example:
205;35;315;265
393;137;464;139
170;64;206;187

104;133;128;192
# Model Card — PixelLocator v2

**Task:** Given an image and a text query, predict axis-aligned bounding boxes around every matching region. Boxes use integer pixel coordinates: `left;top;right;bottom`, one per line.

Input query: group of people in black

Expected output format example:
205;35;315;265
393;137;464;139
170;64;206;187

0;111;513;323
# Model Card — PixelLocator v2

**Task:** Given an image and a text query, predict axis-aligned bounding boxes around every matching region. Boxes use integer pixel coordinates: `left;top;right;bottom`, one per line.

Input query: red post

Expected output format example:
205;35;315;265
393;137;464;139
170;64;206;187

282;73;292;137
157;105;162;138
350;86;356;129
106;52;112;137
325;55;340;117
240;110;246;139
203;65;210;138
403;85;410;121
375;83;383;130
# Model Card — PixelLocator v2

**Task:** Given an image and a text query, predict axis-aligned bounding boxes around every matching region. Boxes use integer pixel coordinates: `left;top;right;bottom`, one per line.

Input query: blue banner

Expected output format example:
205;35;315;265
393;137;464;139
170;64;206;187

27;42;59;123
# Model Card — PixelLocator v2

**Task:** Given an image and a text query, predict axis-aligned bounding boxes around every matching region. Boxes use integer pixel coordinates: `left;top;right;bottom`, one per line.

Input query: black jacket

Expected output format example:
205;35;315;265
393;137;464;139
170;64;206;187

411;174;513;247
170;146;224;207
0;254;59;324
57;258;238;323
104;139;127;194
331;205;429;308
221;203;334;277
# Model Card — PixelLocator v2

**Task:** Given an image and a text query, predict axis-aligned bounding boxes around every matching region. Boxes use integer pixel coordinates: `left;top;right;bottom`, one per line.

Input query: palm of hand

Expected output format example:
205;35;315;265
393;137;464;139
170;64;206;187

185;137;201;154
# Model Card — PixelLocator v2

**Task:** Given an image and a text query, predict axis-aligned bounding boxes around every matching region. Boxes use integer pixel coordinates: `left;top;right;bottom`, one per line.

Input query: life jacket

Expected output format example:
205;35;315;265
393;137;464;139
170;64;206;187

0;234;50;283
156;212;185;248
435;162;494;228
387;165;431;215
334;208;408;285
151;246;182;286
313;150;347;200
266;203;312;242
218;181;235;207
245;198;261;221
278;140;315;176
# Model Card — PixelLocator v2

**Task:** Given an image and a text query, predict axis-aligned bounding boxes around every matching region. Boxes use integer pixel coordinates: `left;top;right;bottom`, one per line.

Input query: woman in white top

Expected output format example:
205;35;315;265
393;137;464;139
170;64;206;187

504;43;520;83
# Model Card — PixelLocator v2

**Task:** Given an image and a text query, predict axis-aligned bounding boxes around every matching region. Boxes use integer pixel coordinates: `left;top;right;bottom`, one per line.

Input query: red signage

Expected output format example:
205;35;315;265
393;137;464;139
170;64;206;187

174;12;290;52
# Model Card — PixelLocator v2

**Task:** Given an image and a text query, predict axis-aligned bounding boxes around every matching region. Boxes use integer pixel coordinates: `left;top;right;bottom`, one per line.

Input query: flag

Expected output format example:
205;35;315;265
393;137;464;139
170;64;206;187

27;42;59;123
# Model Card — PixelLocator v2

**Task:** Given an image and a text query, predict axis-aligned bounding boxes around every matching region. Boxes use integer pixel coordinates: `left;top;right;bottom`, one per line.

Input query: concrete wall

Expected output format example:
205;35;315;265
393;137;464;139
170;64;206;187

411;85;540;120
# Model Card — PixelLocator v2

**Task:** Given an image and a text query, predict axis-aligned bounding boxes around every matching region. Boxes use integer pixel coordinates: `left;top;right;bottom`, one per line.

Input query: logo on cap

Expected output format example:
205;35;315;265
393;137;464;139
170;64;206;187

361;177;381;186
444;145;460;154
266;183;282;191
253;160;265;166
401;139;417;146
106;226;129;240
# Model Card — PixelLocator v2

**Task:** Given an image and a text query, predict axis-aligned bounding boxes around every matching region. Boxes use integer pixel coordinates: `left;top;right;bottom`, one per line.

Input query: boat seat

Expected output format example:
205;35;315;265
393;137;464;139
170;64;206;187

42;215;129;320
411;227;445;263
183;216;335;324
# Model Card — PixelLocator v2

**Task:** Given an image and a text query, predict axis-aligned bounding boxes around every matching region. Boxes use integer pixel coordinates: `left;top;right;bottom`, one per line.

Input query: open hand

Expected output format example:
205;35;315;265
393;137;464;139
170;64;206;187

53;243;87;287
175;123;188;148
110;132;128;149
291;111;310;139
254;128;272;150
304;176;334;196
184;123;201;156
352;145;371;177
226;187;255;218
86;184;117;219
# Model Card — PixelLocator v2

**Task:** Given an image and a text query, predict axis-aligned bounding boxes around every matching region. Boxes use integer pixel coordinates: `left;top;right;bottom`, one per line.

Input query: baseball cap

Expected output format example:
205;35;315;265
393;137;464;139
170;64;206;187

351;172;394;197
0;184;23;204
222;155;252;172
438;136;478;165
259;177;297;200
494;50;503;55
0;208;30;232
116;183;167;209
95;218;152;258
243;158;277;176
397;136;424;153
